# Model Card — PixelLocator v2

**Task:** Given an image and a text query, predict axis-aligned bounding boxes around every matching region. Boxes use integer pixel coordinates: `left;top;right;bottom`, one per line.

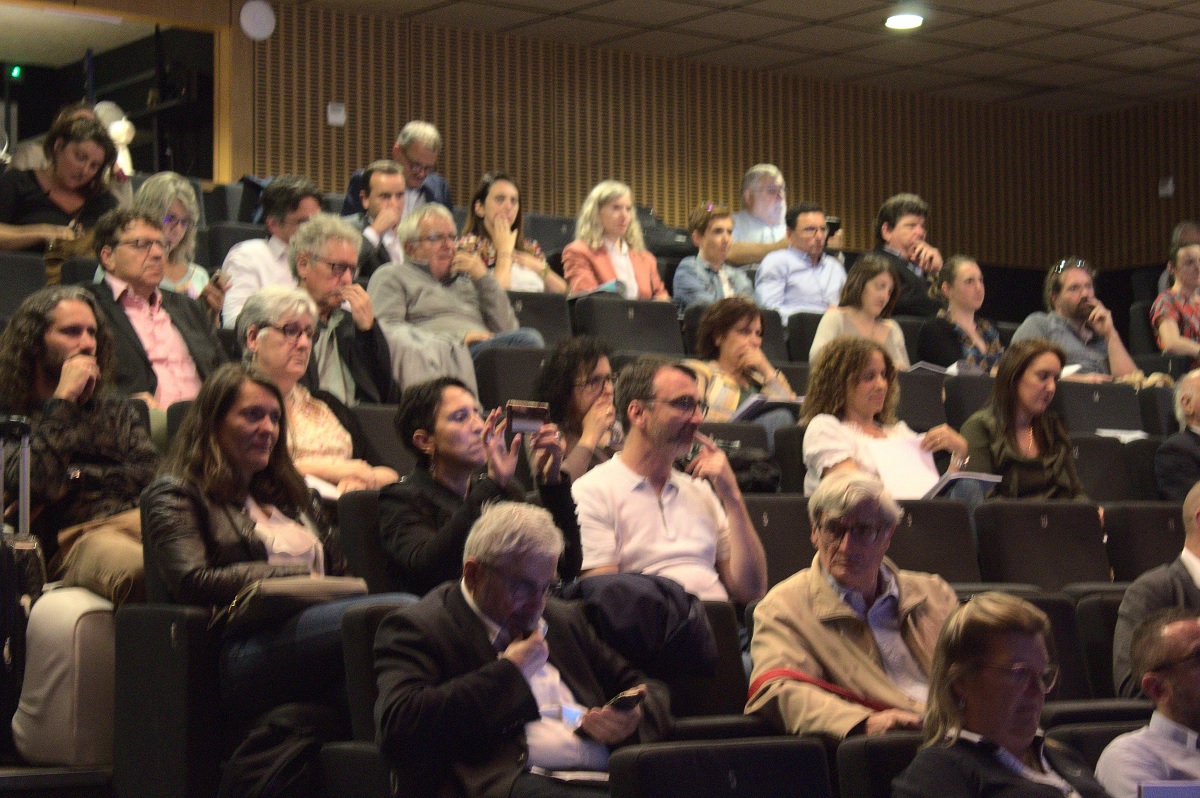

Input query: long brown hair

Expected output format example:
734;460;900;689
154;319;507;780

987;338;1066;448
43;116;117;198
801;336;898;426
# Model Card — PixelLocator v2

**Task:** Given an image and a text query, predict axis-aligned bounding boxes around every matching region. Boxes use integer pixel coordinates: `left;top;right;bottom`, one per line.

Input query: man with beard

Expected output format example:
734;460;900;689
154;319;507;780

746;470;957;739
570;357;766;604
0;285;158;603
374;501;671;798
291;213;397;405
1012;257;1136;381
728;164;789;268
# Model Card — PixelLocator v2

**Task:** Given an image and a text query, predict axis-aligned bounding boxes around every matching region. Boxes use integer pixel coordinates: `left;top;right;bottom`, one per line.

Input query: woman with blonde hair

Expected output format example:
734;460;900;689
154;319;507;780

562;179;669;300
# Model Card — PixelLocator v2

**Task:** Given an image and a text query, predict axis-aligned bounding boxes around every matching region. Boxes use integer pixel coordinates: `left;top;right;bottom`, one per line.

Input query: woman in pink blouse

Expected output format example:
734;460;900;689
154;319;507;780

562;179;669;300
1152;240;1200;360
237;286;398;495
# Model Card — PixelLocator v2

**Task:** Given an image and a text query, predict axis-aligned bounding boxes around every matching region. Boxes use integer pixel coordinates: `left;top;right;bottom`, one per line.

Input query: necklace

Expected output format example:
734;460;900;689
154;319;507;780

1020;426;1035;455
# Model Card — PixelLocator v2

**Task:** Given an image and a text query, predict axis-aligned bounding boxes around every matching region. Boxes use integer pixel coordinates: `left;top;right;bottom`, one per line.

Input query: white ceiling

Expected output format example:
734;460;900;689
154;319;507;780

0;4;155;69
308;0;1200;111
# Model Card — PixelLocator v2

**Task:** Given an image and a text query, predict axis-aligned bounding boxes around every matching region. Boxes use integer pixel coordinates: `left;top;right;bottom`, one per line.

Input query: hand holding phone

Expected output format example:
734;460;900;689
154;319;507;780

605;688;645;712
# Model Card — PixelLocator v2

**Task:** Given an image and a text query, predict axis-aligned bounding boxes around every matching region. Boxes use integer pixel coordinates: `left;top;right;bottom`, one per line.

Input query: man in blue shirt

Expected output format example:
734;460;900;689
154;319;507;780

754;202;846;321
673;202;753;313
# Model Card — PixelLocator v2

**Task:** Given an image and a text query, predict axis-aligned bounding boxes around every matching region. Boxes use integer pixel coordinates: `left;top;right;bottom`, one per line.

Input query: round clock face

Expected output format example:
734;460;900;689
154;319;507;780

240;0;277;41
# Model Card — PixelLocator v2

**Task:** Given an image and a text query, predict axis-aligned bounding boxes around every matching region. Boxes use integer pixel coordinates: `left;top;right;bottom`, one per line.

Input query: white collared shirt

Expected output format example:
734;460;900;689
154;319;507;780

955;729;1081;797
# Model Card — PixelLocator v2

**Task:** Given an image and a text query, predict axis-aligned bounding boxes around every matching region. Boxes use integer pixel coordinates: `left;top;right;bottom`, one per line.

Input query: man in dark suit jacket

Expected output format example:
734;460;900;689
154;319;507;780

86;208;226;405
292;213;397;405
375;501;671;798
1156;370;1200;501
341;120;452;216
872;192;942;317
1114;481;1200;697
347;159;407;282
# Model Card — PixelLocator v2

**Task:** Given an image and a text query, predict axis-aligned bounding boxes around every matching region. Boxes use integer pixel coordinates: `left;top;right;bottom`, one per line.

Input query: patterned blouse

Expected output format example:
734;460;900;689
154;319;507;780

457;233;547;292
1150;289;1200;350
286;383;352;461
937;310;1005;371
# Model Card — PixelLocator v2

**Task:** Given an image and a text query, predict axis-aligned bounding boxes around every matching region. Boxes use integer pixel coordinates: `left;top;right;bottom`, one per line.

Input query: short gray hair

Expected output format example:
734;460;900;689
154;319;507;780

463;501;564;565
132;171;200;263
397;203;455;246
236;286;319;357
288;213;363;279
395;120;442;154
740;164;784;204
1176;369;1200;429
808;470;902;528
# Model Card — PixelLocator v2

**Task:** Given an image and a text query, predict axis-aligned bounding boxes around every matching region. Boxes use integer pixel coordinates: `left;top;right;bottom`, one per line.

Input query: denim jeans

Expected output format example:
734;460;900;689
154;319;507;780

468;328;546;359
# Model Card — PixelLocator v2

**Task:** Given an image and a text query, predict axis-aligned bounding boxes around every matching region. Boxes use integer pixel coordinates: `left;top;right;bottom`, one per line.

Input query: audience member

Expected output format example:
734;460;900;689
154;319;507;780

133;171;226;321
672;202;752;312
893;592;1108;798
1152;240;1200;359
377;376;580;595
809;252;909;368
873;193;942;317
10;100;132;208
0;116;118;253
458;171;566;293
754;202;846;320
221;175;322;328
1157;220;1200;293
1114;482;1200;697
368;204;543;372
140;363;392;725
917;255;1004;373
340;120;451;217
563;180;669;300
959;338;1087;501
728;164;787;267
746;471;957;738
801;337;967;497
684;297;798;452
1097;608;1200;798
238;286;398;495
571;357;767;603
0;285;156;604
85;208;226;421
290;213;396;405
374;501;671;798
1155;369;1200;501
1011;257;1136;381
534;336;622;482
347;159;407;281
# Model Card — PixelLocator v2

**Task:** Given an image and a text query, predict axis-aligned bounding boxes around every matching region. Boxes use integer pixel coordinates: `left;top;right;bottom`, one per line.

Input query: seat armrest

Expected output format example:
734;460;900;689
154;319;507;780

321;741;392;798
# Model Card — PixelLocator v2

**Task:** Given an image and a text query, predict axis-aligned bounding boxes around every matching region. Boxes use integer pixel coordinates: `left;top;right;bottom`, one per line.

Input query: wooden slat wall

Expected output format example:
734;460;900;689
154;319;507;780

251;2;1196;270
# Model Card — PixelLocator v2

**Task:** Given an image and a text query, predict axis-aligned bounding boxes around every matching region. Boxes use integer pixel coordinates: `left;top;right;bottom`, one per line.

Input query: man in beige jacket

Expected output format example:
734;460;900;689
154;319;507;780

746;471;958;738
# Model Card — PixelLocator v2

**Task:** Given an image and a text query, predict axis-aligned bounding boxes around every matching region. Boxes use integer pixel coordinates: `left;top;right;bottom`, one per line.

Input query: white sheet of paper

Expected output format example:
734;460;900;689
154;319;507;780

864;436;940;499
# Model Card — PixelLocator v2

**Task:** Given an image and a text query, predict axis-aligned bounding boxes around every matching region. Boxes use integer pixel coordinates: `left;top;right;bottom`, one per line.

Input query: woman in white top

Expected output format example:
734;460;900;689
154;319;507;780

801;336;967;496
810;252;909;368
562;180;669;300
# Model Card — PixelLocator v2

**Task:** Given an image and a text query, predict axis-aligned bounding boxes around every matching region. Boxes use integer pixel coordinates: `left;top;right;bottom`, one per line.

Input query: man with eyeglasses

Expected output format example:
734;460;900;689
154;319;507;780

340;120;452;218
746;470;957;739
1114;481;1200;698
290;213;396;406
571;357;767;605
754;201;847;321
85;208;226;426
728;164;789;268
1097;608;1200;797
375;501;671;798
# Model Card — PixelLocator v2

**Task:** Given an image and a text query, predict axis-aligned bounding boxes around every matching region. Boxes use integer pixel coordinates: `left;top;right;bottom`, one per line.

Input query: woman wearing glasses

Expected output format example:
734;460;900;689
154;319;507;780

802;336;968;496
377;376;581;595
132;172;226;320
534;336;622;481
894;591;1109;798
563;180;670;300
237;286;398;496
458;172;567;293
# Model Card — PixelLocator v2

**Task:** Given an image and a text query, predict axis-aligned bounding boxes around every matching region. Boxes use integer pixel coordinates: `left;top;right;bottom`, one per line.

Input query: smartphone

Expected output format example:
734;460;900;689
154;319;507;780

825;216;842;238
506;400;550;435
606;689;645;712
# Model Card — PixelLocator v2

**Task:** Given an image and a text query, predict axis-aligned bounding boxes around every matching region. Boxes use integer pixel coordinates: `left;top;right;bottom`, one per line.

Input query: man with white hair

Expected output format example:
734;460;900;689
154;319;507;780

728;163;789;267
1155;369;1200;502
341;120;452;216
374;501;671;798
746;470;958;739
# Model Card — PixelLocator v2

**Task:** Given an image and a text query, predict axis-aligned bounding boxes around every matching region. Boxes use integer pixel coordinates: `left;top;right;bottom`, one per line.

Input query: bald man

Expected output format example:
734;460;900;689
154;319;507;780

1156;369;1200;502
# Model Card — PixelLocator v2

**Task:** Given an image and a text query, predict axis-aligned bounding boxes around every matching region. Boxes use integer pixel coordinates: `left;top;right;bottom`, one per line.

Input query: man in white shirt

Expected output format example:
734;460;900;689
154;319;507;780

347;159;406;281
755;202;847;320
1096;608;1200;798
729;164;788;268
571;357;767;604
221;175;322;328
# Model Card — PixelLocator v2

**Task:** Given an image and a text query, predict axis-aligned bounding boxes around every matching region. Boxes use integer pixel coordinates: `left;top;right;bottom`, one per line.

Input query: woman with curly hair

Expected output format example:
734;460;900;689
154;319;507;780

533;335;621;481
562;179;669;300
801;336;967;496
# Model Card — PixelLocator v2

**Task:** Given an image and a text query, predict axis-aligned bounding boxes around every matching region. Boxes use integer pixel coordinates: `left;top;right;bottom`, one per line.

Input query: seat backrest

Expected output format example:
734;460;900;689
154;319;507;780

777;363;809;394
680;302;707;355
571;296;684;356
60;255;101;286
1138;386;1177;437
336;489;400;594
1103;500;1184;581
1074;591;1124;699
611;737;833;798
340;599;414;742
892;315;926;366
943;374;995;429
1025;591;1093;700
349;404;416;477
896;370;947;432
207;222;267;268
772;425;807;493
786;312;824;362
506;291;572;348
1051;382;1143;433
1128;300;1156;356
1070;433;1132;502
165;400;194;451
760;308;788;364
473;345;548;410
1040;697;1153;730
1046;720;1146;771
1122;436;1165;501
522;213;575;257
890;499;981;582
836;731;924;798
743;494;813;590
974;500;1110;591
664;601;748;717
699;421;770;452
0;251;47;320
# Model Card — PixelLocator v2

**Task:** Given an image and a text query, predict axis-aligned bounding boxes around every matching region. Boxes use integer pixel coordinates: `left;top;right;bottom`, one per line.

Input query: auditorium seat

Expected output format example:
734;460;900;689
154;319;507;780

1138;386;1176;437
472;345;546;410
206;221;267;268
743;494;813;589
889;499;981;583
522;213;575;256
896;370;947;432
1045;720;1145;771
1075;591;1124;699
1127;300;1156;356
666;601;750;718
974;500;1110;592
60;255;100;286
349;404;416;477
777;362;808;394
760;309;788;364
1070;433;1132;502
0;251;46;321
943;374;994;429
571;296;684;357
786;312;823;362
836;731;923;798
771;425;806;494
336;489;397;593
1122;436;1164;501
1026;592;1093;700
1051;382;1142;434
506;290;572;347
1103;501;1184;582
892;315;925;366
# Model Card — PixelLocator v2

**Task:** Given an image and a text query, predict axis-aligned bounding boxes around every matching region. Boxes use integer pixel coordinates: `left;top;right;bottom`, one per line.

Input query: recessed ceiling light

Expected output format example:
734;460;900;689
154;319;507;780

886;13;924;29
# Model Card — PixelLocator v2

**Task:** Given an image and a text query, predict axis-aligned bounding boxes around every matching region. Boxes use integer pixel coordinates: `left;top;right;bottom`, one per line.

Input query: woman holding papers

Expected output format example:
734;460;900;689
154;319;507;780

959;338;1087;501
685;297;798;453
801;336;968;496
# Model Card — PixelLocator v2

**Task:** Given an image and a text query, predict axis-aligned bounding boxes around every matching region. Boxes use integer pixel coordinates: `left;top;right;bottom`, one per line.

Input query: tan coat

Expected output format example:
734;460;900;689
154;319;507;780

746;555;957;739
